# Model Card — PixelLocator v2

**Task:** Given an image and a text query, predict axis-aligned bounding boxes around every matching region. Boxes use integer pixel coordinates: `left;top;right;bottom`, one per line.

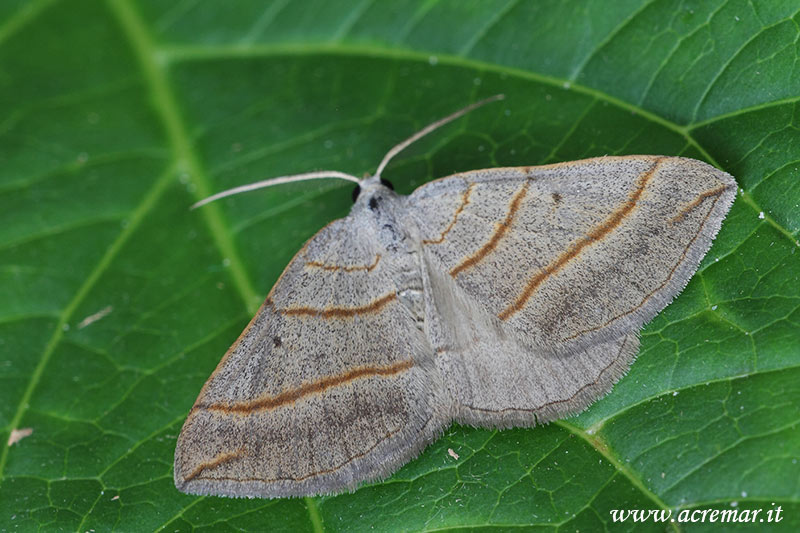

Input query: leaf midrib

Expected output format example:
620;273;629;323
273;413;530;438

108;0;321;531
106;0;260;312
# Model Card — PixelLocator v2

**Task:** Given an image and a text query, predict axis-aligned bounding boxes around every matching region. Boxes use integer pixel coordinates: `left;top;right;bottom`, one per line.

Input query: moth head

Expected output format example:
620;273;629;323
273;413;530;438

351;176;394;204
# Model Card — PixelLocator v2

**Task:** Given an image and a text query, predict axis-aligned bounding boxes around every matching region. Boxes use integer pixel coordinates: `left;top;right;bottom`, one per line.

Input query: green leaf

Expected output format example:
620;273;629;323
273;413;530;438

1;0;798;531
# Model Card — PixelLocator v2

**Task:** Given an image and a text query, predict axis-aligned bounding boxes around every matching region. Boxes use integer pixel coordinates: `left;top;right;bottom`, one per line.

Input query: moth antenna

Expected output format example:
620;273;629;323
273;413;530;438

191;171;361;209
373;93;505;179
192;94;505;209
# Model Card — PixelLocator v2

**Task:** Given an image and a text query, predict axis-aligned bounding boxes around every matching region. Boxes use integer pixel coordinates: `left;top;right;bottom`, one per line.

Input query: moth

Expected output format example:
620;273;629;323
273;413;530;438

175;95;736;498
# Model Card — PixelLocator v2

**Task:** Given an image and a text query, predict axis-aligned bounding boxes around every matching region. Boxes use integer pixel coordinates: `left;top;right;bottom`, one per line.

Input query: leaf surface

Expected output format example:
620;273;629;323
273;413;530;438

1;1;798;531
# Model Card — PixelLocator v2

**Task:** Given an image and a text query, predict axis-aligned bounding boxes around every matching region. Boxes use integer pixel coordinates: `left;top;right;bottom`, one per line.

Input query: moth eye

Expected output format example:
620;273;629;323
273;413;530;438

380;178;394;190
351;185;361;203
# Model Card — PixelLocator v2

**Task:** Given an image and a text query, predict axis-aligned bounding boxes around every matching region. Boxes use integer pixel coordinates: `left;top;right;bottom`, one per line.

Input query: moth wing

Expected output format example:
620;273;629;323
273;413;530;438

409;156;735;424
174;216;447;498
410;156;736;353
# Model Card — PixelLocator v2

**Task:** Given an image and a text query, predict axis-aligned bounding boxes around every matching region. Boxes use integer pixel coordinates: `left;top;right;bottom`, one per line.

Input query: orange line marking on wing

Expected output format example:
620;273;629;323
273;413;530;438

278;291;396;319
305;254;381;272
498;158;664;321
450;180;530;277
423;183;476;245
670;184;732;223
183;448;246;482
564;185;729;340
190;414;436;484
195;359;414;414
